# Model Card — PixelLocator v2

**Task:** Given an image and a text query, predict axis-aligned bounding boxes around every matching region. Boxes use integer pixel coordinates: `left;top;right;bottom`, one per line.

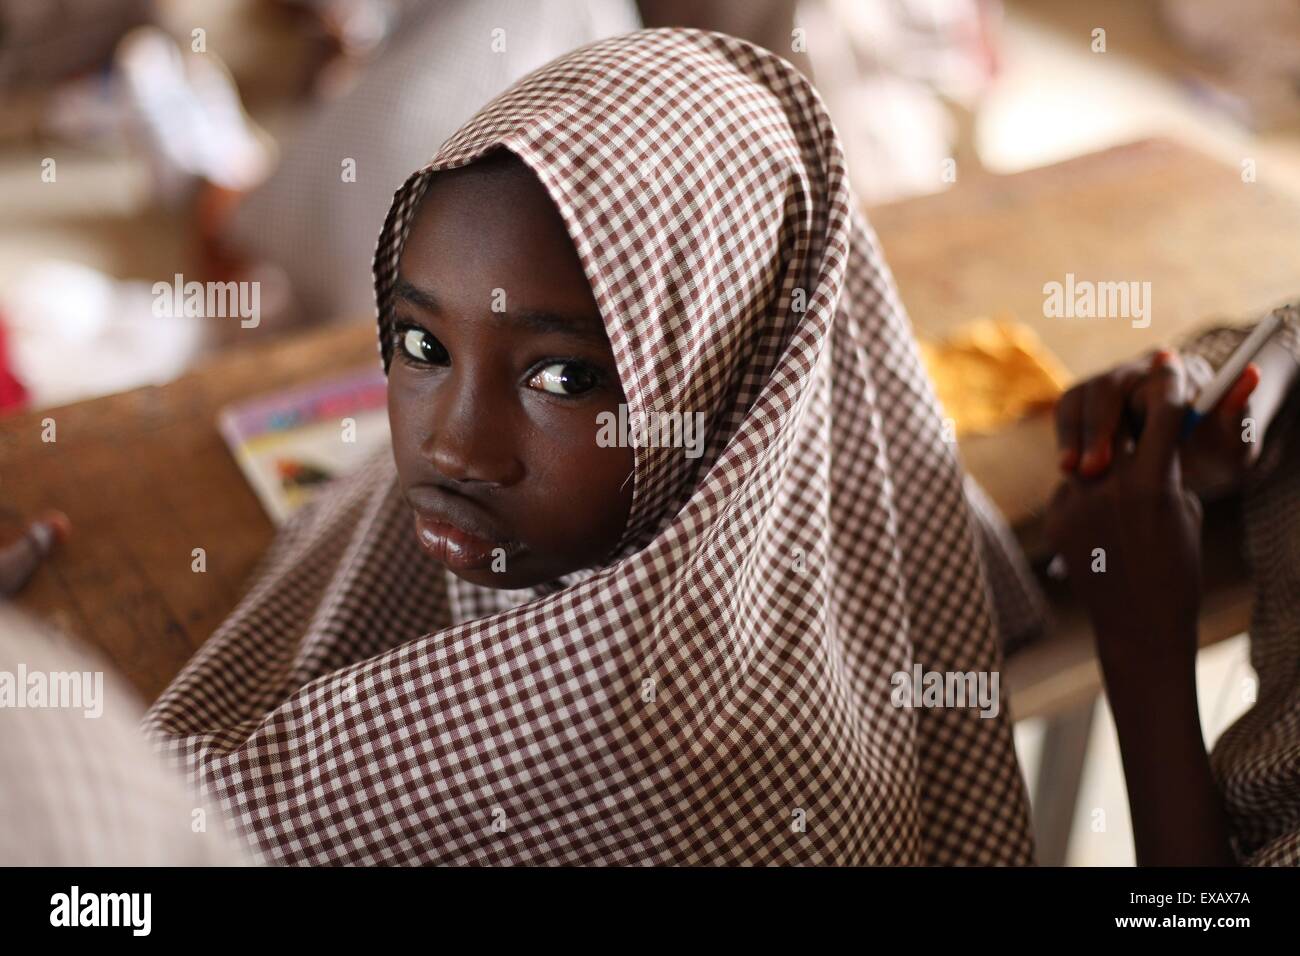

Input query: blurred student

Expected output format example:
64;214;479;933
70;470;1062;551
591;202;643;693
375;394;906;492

0;597;247;865
1048;318;1300;865
215;0;642;330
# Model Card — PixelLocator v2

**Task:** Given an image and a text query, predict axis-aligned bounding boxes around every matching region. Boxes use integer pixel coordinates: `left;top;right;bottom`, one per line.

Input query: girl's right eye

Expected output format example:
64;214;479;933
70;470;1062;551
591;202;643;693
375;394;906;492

398;325;448;365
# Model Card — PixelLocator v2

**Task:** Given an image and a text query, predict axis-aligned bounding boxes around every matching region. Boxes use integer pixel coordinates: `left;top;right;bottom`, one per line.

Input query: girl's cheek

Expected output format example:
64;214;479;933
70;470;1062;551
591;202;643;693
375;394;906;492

533;413;619;479
386;378;430;466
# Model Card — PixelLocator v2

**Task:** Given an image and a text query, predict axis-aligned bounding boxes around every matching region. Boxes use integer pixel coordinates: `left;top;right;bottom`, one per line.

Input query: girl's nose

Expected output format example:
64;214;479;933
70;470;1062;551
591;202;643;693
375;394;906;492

419;373;524;488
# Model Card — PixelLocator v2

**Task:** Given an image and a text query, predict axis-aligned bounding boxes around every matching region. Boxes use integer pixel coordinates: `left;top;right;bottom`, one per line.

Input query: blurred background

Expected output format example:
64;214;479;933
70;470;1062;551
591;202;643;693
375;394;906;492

4;0;1300;865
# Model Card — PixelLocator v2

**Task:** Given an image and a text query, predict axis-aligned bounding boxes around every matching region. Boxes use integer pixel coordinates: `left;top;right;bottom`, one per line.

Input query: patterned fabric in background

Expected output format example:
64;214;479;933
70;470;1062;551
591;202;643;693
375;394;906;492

227;0;641;325
1181;317;1300;865
145;28;1038;865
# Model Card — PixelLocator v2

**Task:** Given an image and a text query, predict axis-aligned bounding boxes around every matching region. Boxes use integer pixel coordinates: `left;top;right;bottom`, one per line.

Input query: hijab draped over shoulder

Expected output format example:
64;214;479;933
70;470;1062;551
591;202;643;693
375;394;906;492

145;28;1037;865
1184;317;1300;866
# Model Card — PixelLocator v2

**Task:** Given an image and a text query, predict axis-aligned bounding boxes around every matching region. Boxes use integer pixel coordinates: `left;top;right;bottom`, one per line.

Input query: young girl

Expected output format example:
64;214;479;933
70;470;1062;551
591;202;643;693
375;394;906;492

143;28;1038;865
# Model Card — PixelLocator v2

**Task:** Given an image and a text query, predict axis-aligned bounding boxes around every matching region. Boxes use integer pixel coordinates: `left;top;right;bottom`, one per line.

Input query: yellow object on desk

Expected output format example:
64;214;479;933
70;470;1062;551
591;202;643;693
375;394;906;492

919;317;1071;437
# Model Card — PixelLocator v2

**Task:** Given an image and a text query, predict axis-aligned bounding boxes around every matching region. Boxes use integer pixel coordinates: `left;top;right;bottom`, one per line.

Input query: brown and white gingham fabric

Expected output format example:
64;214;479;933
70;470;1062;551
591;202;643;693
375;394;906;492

143;28;1036;865
1181;316;1300;866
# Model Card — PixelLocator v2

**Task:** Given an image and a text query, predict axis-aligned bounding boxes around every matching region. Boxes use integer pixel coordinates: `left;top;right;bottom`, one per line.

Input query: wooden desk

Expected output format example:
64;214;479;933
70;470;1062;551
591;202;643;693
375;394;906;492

873;137;1299;716
2;324;377;702
872;136;1300;530
3;139;1297;712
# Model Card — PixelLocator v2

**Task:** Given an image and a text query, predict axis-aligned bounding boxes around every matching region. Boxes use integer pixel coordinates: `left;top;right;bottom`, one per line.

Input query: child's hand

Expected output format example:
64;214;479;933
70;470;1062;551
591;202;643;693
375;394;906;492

1046;352;1202;677
1179;357;1261;498
1055;350;1261;499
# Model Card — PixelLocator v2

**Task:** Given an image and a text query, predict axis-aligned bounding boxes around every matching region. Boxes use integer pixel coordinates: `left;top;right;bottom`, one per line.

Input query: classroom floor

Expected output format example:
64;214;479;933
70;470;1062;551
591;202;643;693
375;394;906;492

2;0;1292;866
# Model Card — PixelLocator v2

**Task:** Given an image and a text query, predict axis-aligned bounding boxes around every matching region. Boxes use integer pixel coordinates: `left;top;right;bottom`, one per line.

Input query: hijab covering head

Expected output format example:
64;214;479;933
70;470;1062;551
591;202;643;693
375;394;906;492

145;28;1035;865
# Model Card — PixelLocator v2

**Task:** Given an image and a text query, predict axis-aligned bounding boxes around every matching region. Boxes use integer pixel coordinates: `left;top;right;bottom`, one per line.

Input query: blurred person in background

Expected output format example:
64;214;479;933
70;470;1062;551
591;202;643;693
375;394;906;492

0;512;246;864
0;0;1002;411
0;601;248;865
215;0;1003;327
1049;316;1300;865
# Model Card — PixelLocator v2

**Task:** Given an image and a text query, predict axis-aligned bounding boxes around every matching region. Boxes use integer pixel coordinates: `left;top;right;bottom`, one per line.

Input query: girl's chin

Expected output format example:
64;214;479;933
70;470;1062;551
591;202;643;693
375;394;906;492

437;559;593;596
429;556;555;592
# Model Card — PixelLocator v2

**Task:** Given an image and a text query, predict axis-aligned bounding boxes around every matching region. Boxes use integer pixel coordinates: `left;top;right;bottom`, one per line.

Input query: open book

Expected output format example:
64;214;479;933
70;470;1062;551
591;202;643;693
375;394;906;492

218;368;391;523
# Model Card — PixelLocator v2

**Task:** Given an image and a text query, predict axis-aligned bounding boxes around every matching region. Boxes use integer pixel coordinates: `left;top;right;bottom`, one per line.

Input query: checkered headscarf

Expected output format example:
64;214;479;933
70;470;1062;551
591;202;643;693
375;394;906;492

145;28;1035;865
1182;320;1300;866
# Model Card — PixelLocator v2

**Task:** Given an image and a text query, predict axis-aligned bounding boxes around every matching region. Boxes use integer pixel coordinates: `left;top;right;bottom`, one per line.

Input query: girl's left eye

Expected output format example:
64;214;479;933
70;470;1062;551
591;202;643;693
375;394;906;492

527;361;598;396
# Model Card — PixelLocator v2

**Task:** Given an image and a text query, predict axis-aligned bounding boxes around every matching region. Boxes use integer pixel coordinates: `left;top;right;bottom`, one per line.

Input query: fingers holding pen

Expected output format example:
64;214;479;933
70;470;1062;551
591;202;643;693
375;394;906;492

1054;348;1261;488
1132;349;1189;483
1055;360;1147;478
1220;361;1261;417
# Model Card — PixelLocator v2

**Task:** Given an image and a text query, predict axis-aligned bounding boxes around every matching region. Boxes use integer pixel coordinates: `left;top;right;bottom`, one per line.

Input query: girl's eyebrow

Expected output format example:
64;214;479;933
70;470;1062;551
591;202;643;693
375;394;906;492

393;277;441;312
393;276;608;345
509;308;609;345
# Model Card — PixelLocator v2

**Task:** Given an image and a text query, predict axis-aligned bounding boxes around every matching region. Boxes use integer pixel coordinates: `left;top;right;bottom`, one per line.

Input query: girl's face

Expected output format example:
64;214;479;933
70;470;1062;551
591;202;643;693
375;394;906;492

386;154;635;590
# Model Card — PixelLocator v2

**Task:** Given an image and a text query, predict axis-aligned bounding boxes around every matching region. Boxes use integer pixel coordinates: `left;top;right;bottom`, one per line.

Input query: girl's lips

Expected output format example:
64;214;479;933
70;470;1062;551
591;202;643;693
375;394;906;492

412;511;523;572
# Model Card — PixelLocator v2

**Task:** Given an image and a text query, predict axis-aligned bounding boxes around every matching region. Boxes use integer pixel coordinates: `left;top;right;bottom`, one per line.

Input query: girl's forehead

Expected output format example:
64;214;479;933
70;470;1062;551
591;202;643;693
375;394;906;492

415;151;551;215
400;162;602;318
389;272;612;352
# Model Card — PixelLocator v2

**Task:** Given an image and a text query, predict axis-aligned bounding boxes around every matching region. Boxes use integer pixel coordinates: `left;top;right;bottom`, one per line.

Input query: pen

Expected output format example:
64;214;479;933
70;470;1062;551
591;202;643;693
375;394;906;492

1178;307;1287;439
